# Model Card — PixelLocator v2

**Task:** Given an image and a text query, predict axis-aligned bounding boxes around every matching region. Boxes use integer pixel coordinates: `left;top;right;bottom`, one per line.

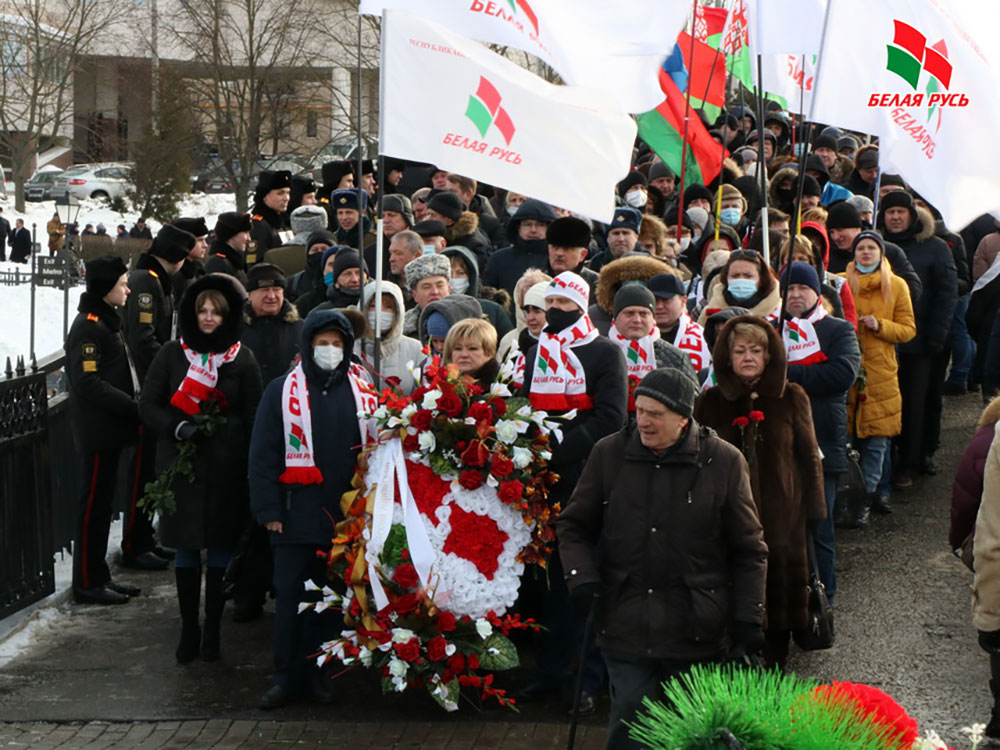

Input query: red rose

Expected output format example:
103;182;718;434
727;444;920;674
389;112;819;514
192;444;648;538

490;398;507;417
427;636;448;662
438;392;464;417
411;386;427;403
731;416;750;428
858;393;868;402
393;562;419;590
460;440;490;467
393;640;421;663
458;470;484;490
447;653;465;673
748;410;765;423
468;402;494;424
455;440;468;452
437;611;457;632
392;592;422;614
498;479;524;505
467;653;480;670
410;409;433;431
489;454;514;478
403;433;420;452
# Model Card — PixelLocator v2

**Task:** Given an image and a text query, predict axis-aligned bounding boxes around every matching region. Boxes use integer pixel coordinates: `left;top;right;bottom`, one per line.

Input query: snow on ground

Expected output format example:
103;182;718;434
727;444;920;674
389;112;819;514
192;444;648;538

0;193;241;364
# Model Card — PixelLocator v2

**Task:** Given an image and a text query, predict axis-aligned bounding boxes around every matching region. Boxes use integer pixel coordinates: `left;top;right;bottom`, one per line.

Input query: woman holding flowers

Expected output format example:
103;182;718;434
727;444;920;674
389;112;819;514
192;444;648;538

694;315;825;670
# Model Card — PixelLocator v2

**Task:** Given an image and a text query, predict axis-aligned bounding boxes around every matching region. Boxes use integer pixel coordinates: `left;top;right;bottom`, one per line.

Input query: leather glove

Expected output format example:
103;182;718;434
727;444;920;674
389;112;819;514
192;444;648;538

568;582;600;620
175;421;199;441
728;621;765;657
979;629;1000;655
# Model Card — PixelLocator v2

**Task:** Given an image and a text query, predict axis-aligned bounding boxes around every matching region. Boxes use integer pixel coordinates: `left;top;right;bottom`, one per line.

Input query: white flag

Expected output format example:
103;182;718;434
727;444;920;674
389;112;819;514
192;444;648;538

759;54;817;114
810;0;1000;228
751;0;827;56
379;11;636;223
360;0;688;112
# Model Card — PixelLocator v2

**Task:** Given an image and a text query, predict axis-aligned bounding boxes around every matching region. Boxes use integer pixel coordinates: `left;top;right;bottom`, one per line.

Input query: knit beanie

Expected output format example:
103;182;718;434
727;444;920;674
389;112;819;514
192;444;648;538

307;230;338;253
86;255;128;299
813;134;838;151
617;170;648;197
801;175;822;197
150;224;195;263
214;212;252;245
880;190;913;212
648;162;676;182
171;216;208;238
851;230;885;257
683;184;714;208
426;311;451;339
405;253;451;288
332;249;366;281
427;191;465;222
523;281;549;310
826;202;862;230
634;367;699;418
781;261;821;296
613;283;656;316
846;195;874;216
246;263;286;291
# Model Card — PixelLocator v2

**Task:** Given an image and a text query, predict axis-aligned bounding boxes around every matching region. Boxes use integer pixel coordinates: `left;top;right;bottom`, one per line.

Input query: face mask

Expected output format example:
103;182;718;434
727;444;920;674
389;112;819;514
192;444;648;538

312;344;344;371
323;271;334;287
679;237;691;251
856;260;880;274
339;286;361;298
545;307;582;331
450;277;470;295
423;244;436;255
719;207;742;226
727;278;758;301
367;310;394;333
625;190;647;208
506;204;519;216
306;253;322;271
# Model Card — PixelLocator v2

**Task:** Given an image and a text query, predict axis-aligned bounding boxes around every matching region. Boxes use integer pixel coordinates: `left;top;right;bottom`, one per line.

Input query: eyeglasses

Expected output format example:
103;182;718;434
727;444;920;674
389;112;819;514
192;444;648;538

413;195;428;204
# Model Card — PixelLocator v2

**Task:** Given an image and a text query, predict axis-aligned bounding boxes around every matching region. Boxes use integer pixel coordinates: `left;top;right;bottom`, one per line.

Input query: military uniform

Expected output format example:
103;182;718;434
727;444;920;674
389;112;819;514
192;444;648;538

204;240;249;289
249;205;285;266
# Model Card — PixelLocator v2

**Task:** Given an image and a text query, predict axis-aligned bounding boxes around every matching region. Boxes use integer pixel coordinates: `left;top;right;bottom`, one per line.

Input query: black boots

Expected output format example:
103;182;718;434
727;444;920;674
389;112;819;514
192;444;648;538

988;678;1000;739
851;494;871;529
175;567;202;664
201;567;225;662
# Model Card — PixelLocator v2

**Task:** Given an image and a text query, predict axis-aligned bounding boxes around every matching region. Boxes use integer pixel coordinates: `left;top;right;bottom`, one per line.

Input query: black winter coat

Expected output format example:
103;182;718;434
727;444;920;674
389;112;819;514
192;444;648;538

480;239;550;296
240;301;303;387
125;253;175;383
65;293;140;451
171;257;204;306
784;311;861;474
250;204;286;261
828;239;923;303
249;310;362;546
204;240;249;288
138;275;262;550
935;220;970;296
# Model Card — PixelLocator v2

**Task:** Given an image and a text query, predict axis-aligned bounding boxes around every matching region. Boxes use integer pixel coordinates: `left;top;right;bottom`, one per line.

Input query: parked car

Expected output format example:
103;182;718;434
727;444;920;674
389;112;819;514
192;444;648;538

50;163;132;201
25;170;64;202
190;158;302;194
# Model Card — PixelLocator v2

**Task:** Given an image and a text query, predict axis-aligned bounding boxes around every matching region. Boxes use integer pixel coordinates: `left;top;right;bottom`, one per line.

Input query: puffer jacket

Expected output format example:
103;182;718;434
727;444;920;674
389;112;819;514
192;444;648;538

840;263;916;438
360;280;423;395
589;254;677;335
949;400;1000;550
558;423;767;660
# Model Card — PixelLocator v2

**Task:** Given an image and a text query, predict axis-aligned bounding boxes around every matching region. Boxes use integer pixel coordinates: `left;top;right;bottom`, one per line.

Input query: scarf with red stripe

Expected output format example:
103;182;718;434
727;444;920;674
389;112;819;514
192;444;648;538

609;322;660;411
528;315;598;411
671;311;712;372
783;304;829;366
170;339;241;415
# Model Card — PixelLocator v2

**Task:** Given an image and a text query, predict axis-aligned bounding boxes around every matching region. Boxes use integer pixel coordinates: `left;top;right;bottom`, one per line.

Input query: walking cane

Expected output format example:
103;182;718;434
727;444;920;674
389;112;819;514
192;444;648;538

567;595;599;750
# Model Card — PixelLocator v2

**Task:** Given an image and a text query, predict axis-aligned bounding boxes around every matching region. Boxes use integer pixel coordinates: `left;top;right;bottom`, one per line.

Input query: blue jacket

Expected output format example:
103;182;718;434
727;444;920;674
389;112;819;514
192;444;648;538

249;309;362;546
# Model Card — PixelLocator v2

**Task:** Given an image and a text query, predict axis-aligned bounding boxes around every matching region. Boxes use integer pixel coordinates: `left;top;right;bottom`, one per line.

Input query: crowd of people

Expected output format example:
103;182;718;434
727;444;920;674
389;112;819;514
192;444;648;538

62;106;1000;747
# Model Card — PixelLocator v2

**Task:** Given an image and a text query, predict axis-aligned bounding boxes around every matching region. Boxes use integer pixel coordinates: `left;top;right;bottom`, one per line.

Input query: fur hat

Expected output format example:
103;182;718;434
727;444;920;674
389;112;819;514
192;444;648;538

289;205;328;236
546;216;592;248
171;217;208;238
214;212;253;245
150;224;195;263
86;255;128;299
404;252;451;288
254;170;292;202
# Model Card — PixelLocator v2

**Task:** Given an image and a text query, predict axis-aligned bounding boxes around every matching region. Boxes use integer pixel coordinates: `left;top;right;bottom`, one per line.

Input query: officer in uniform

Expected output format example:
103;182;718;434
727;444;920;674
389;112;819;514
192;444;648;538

68;256;143;604
249;170;292;266
122;223;196;570
330;188;372;251
170;217;209;305
205;212;253;289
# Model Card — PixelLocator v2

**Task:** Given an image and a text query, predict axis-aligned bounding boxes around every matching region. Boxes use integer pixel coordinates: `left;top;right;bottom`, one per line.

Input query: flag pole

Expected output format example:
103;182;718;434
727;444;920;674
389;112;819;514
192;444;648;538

372;12;387;383
715;31;737;243
792;55;811;236
675;0;701;244
754;53;770;267
357;13;365;259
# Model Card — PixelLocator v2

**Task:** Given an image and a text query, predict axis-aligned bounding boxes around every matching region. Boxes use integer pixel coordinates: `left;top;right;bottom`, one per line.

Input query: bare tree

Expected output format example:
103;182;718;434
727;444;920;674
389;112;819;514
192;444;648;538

0;0;128;211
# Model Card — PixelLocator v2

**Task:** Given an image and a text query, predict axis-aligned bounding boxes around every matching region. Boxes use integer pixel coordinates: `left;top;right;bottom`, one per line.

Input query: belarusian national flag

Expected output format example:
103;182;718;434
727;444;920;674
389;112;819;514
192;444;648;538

678;31;727;121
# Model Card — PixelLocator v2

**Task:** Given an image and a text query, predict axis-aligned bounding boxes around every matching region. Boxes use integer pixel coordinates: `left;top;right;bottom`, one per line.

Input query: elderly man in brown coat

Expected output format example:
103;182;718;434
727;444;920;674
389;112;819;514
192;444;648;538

558;367;768;750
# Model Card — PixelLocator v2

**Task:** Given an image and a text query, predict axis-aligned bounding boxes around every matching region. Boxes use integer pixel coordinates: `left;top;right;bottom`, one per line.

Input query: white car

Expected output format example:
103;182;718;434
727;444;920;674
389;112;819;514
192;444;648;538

50;163;132;201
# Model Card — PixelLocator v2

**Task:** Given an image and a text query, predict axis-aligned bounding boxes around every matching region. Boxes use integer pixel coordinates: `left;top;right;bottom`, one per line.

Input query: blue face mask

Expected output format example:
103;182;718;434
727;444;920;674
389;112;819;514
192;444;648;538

719;207;742;226
727;278;758;301
323;271;335;287
855;261;880;274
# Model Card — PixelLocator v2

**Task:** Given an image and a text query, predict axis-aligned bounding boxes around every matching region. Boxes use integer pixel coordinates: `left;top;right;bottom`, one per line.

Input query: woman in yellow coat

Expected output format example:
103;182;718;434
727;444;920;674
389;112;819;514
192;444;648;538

840;230;915;526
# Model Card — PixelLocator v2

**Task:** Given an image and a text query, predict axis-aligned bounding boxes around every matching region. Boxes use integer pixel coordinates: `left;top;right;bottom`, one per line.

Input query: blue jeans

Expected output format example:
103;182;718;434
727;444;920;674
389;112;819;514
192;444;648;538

878;444;893;500
947;295;976;386
854;436;890;495
813;473;840;604
174;547;231;569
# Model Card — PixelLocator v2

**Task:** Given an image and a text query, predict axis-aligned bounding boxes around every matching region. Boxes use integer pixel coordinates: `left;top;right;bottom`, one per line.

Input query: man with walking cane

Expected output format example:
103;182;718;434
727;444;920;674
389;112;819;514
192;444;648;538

558;367;768;750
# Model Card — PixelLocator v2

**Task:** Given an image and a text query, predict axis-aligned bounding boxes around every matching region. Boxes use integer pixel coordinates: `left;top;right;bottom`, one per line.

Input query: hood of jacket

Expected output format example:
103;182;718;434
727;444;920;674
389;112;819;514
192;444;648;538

768;166;801;209
417;294;484;342
596;254;675;314
243;299;300;326
445;210;480;241
299;308;356;384
361;278;406;343
801;220;831;270
711;315;787;401
441;245;480;297
177;273;247;353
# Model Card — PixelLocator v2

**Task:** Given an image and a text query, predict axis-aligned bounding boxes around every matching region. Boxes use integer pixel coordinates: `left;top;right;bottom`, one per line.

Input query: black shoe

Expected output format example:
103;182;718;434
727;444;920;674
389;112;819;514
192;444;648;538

893;473;914;490
922;458;939;476
308;674;336;704
106;580;141;597
851;506;871;529
568;691;597;717
232;600;264;623
176;624;201;664
73;585;130;605
259;683;295;710
871;495;893;514
943;382;968;396
153;546;176;561
120;551;169;571
513;680;561;703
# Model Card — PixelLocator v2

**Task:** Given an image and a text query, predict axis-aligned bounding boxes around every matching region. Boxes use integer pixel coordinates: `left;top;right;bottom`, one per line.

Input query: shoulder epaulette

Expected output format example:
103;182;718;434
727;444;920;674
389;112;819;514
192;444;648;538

252;214;263;221
86;313;99;322
148;270;159;279
215;253;227;258
320;197;329;204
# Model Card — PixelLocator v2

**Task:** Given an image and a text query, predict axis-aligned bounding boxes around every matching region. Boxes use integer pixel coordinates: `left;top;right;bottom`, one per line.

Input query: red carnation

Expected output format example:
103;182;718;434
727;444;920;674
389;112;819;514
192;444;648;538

748;410;765;423
393;640;420;663
460;440;490;467
411;409;434;431
732;416;750;428
490;398;507;417
438;392;464;417
458;674;481;687
468;402;494;424
458;470;484;490
447;653;466;673
467;653;480;670
490;454;514;478
437;611;457;632
498;479;524;505
427;636;449;662
403;433;420;452
393;562;419;590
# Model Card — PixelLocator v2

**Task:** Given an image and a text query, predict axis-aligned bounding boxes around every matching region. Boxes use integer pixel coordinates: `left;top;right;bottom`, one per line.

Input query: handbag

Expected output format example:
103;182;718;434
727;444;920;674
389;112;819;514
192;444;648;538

792;531;835;651
835;446;866;528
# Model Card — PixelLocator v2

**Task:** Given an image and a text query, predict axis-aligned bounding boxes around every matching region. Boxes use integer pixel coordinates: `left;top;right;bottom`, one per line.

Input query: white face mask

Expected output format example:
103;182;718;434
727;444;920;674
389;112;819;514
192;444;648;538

679;237;691;251
367;310;394;334
625;189;647;208
423;244;436;255
506;204;519;216
312;344;344;371
450;277;470;295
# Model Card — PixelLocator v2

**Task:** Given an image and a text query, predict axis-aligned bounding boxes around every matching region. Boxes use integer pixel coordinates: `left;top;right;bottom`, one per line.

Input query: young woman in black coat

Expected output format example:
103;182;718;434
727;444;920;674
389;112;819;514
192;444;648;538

139;273;263;664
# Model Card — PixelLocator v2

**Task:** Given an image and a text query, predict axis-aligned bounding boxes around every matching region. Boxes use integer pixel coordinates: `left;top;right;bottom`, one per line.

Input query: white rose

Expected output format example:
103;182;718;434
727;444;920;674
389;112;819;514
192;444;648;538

401;403;417;421
475;619;493;639
392;628;416;643
495;420;518;444
418;431;436;452
512;446;532;469
540;451;552;461
388;656;408;678
422;389;442;410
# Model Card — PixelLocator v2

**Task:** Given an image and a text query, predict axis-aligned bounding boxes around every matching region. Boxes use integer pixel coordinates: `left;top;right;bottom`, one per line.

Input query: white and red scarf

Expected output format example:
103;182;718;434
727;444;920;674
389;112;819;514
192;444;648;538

671;311;712;372
528;315;598;411
609;321;660;411
278;359;378;485
170;339;241;416
783;304;829;366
